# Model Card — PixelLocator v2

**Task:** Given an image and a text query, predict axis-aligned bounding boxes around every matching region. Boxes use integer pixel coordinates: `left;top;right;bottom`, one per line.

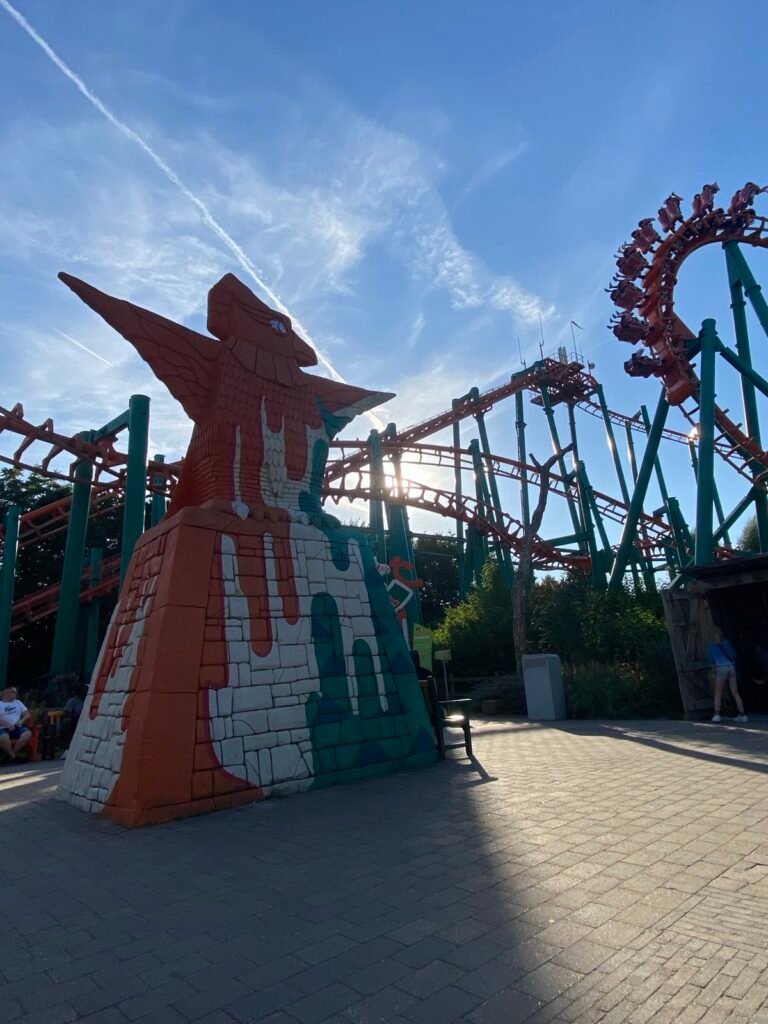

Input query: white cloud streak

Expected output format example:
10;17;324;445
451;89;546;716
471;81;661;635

0;0;387;429
47;324;115;366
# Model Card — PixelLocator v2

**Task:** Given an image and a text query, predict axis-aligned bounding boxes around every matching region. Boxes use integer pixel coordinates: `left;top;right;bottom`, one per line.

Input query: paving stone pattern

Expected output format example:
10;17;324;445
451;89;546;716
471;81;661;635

5;717;768;1023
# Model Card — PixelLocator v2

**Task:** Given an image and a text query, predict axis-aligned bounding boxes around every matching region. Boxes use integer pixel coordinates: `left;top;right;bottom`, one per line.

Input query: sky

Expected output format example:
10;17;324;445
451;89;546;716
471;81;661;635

2;0;768;550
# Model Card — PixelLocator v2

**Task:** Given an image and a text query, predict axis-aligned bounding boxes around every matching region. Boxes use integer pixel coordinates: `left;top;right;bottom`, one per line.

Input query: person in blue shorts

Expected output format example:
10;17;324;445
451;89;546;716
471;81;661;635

0;684;32;763
708;629;747;724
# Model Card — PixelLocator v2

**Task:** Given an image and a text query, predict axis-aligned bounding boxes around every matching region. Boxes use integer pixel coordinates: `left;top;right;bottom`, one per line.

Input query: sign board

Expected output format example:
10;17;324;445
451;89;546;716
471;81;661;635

412;624;433;671
434;649;452;662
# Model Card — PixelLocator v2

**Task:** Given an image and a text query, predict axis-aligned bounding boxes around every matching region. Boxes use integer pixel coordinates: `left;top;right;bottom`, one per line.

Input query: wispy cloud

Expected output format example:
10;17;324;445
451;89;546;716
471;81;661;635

47;325;115;367
461;142;528;198
0;0;378;419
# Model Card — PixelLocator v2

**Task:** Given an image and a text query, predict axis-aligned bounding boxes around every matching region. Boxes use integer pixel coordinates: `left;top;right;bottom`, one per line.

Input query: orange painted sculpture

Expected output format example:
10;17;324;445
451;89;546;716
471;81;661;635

57;273;436;826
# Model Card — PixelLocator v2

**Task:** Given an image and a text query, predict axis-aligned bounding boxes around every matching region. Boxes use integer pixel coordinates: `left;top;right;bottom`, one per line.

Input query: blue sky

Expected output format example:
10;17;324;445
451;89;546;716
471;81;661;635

1;0;767;548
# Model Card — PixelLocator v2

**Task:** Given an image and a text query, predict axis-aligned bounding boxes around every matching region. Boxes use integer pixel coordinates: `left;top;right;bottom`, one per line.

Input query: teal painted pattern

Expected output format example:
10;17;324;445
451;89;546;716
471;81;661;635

305;534;437;788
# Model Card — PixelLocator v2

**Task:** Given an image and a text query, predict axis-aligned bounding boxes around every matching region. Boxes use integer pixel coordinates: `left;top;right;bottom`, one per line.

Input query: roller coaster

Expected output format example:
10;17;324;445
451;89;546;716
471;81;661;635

2;179;768;685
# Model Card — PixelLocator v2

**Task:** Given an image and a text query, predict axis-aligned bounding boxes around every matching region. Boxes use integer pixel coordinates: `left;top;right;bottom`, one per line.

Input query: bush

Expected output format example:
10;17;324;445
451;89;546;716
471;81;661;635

434;564;682;719
564;660;681;719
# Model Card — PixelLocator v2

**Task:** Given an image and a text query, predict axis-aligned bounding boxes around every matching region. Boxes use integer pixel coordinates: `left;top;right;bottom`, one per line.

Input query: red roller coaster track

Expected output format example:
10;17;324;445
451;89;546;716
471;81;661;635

609;183;768;481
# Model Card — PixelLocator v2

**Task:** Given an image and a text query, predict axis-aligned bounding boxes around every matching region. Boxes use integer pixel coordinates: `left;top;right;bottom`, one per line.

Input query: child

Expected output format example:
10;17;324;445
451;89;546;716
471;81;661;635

709;629;748;724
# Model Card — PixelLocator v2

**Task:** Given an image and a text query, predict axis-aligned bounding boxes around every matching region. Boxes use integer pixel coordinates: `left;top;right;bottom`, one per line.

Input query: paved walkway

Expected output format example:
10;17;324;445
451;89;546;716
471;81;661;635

4;718;768;1024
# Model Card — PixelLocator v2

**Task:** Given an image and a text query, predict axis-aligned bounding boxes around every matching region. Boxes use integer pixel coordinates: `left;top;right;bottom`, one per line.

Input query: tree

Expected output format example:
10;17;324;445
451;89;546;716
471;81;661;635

739;516;759;552
412;534;459;627
433;560;514;675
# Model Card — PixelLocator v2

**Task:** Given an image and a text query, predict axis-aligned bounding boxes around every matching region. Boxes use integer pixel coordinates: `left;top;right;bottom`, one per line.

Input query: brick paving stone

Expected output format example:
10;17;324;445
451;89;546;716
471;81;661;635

7;720;768;1024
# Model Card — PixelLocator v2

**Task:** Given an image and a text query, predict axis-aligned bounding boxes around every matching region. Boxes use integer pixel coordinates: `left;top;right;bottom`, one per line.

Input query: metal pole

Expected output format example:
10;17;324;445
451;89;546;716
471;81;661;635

84;547;103;678
567;404;580;464
639;404;670;506
576;462;608;589
368;430;387;564
452;405;465;595
51;436;94;674
714;488;757;545
688;441;730;545
608;391;670;592
150;453;167;527
120;395;150;584
726;240;768;338
515;391;530;530
625;421;639;484
596;384;630;503
695;320;717;566
725;241;768;550
475;411;514;586
0;506;20;688
539;385;584;543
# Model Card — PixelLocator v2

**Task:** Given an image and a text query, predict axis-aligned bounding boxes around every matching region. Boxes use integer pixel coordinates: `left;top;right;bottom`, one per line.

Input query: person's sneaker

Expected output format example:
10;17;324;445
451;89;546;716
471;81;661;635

735;715;749;723
711;714;722;723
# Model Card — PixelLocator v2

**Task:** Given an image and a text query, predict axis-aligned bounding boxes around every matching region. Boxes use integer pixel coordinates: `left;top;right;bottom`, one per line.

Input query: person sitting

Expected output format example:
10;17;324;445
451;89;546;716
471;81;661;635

0;685;33;764
61;685;86;754
709;629;748;724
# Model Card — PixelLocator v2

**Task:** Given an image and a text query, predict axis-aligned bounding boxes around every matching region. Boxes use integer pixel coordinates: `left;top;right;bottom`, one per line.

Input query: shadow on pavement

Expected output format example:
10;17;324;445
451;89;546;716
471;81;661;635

0;748;558;1024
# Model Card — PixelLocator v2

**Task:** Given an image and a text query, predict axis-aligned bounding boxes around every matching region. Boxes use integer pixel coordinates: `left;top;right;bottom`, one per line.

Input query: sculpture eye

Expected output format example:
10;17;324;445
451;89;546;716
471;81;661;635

270;318;288;334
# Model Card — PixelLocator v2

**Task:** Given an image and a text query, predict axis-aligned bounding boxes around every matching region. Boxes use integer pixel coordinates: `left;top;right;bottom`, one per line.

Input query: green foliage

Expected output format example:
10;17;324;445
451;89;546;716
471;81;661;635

433;561;513;674
413;534;459;628
433;564;680;718
739;516;759;552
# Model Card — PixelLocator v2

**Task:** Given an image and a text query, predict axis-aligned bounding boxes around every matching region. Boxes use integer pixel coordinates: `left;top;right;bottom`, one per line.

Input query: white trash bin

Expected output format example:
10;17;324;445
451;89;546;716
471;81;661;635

522;653;566;721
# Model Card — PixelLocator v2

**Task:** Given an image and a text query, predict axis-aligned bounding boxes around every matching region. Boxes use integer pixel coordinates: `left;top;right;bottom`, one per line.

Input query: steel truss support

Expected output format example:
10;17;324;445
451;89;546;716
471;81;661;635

51;434;94;674
695;320;717;566
120;395;150;584
725;241;768;551
0;506;20;688
538;385;584;546
608;390;669;592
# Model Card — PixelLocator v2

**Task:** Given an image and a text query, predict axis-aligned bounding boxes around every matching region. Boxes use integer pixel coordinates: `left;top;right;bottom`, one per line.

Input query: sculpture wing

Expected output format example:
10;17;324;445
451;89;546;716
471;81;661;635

59;273;219;420
310;375;394;431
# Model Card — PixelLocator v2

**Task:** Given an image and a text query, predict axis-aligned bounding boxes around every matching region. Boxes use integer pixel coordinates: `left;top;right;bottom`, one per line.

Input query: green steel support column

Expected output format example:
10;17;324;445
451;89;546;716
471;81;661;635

625;421;639;484
726;240;768;338
596;384;630;503
665;497;694;570
468;440;492;567
695;320;717;566
608;391;670;592
515;391;531;529
475;410;514;586
567;403;580;464
384;422;422;625
120;394;150;584
640;404;670;507
539;385;584;544
725;241;768;550
0;506;20;689
84;547;103;678
150;453;167;527
51;436;94;674
688;441;730;545
452;405;466;594
367;430;387;564
714;488;757;545
594;387;643;587
575;462;608;589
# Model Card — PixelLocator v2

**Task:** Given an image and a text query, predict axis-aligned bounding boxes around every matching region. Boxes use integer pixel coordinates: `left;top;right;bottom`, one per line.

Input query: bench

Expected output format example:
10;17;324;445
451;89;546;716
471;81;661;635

424;677;473;760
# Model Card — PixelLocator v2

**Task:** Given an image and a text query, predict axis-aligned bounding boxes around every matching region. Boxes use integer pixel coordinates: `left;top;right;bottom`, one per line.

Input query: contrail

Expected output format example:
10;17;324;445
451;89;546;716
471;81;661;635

48;325;116;367
0;0;385;429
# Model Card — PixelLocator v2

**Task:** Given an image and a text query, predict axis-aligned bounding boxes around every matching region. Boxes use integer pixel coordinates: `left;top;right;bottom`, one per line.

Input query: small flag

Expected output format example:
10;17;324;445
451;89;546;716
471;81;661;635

570;320;585;330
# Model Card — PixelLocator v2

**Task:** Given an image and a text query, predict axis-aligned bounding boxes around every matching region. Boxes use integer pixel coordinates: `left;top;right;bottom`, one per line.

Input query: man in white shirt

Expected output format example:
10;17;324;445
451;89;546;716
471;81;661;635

0;685;32;762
